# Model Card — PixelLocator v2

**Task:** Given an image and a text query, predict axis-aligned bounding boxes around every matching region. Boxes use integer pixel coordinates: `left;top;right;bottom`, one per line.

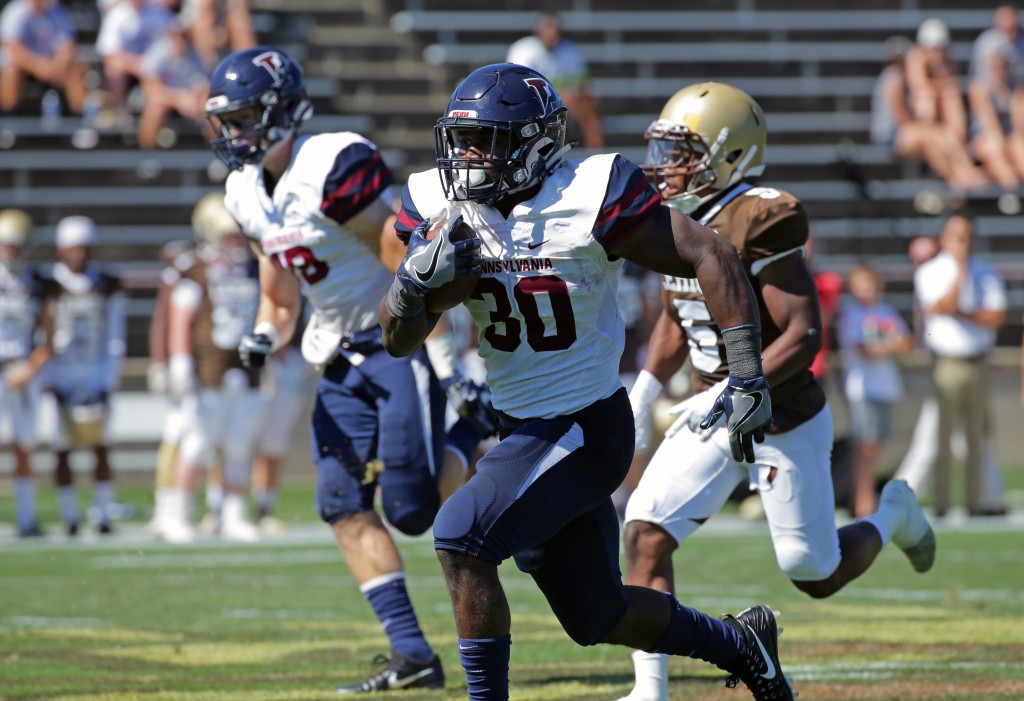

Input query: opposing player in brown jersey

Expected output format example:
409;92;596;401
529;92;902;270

617;83;937;701
156;194;263;543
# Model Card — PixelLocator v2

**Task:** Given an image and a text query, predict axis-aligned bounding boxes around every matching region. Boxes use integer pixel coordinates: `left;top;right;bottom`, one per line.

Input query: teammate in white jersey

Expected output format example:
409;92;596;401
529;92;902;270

617;83;938;701
0;209;48;537
204;46;479;693
380;63;791;701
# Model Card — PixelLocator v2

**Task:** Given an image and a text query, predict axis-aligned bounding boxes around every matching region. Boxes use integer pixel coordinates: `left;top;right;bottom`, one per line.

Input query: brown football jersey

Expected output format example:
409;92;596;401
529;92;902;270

662;183;826;433
179;252;260;389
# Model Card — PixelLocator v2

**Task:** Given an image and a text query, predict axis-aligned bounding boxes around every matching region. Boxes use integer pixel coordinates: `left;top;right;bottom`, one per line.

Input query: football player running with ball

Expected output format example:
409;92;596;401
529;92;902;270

380;63;792;701
617;83;937;701
204;46;484;693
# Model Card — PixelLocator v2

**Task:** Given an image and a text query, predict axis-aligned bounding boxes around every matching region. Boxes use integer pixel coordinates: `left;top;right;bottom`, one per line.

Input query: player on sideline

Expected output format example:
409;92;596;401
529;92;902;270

380;63;791;701
0;209;48;537
618;83;936;701
41;216;126;536
204;46;482;693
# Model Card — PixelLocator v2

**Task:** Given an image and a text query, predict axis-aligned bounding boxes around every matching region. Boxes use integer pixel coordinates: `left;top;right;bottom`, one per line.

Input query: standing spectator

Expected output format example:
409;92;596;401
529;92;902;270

507;11;604;148
42;216;126;536
178;0;256;70
914;215;1007;517
0;0;87;115
95;0;175;126
0;210;49;537
838;265;912;518
968;3;1024;212
896;234;1008;515
872;34;988;191
137;21;210;149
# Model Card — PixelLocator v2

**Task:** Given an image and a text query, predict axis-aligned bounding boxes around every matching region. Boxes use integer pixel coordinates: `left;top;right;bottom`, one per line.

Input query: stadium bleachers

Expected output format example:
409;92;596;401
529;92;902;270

3;0;1022;357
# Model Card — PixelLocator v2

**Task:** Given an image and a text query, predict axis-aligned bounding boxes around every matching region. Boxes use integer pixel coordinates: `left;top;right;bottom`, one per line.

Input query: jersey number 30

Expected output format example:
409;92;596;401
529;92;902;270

472;275;577;352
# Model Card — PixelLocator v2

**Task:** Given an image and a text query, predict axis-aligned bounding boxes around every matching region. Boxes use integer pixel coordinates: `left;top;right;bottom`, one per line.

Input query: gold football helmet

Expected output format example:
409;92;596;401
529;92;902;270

0;208;32;247
642;82;767;214
191;193;241;247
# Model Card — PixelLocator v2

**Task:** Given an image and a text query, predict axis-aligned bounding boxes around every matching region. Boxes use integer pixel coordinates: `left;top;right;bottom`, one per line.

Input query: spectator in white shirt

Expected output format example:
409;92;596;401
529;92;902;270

914;215;1007;516
507;11;604;148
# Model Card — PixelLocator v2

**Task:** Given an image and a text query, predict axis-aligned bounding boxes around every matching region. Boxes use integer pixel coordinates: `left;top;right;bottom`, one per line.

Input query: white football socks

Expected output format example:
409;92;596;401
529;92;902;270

616;650;668;701
14;477;36;531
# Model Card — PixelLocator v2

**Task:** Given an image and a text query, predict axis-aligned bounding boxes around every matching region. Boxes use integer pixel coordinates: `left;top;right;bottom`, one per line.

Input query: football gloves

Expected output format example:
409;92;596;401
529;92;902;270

442;374;498;436
388;215;481;319
238;332;274;369
402;215;482;290
699;374;772;464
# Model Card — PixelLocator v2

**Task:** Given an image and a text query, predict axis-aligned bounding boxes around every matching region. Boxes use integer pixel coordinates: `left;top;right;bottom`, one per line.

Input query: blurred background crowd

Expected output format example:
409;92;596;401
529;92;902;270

1;0;1022;539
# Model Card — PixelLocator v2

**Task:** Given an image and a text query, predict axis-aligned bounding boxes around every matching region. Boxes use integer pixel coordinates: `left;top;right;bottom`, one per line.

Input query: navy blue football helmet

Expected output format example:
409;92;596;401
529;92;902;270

435;63;570;203
205;46;312;171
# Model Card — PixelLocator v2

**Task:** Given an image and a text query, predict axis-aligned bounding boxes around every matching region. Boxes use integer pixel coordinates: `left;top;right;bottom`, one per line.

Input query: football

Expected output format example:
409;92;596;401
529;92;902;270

424;216;481;313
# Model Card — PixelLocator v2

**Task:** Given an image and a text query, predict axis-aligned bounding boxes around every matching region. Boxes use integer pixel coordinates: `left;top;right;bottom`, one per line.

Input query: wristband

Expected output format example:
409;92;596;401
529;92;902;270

630;369;663;405
253;321;281;352
386;276;426;319
721;324;763;378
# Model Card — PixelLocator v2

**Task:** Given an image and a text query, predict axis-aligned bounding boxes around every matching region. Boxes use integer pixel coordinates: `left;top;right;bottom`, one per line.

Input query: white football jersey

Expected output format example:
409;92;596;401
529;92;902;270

224;132;395;360
401;154;662;419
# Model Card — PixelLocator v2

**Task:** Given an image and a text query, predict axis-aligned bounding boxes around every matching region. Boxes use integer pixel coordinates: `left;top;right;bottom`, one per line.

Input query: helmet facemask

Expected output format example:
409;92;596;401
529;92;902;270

207;90;310;171
435;108;568;204
642;120;732;214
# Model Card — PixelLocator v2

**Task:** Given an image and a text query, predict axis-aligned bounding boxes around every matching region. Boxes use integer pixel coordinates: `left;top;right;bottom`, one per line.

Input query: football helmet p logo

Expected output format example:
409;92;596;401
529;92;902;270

524;78;551;105
252;51;284;85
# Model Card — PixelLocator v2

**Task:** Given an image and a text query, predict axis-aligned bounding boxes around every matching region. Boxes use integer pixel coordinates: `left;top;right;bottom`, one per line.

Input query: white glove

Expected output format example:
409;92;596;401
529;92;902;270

628;370;663;454
664;378;728;441
167;354;196;397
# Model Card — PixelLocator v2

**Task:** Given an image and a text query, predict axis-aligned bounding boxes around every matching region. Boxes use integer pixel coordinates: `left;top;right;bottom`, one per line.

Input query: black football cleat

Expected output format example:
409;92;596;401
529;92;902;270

335;652;444;694
720;605;794;700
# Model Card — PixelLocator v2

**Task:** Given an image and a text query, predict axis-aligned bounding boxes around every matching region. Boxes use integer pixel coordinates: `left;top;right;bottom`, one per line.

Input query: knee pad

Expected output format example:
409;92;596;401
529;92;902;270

314;455;375;525
379;460;440;536
775;539;836;582
383;495;438;536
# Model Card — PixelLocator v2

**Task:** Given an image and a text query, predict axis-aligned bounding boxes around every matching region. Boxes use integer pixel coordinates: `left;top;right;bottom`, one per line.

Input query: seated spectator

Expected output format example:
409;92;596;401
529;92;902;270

178;0;256;70
968;4;1024;209
0;0;87;115
907;19;969;139
838;265;912;518
95;0;176;125
872;34;989;191
507;11;603;148
137;21;210;149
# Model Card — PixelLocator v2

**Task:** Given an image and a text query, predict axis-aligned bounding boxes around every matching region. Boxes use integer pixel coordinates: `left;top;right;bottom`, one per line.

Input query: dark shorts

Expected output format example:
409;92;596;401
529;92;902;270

311;328;446;535
434;387;634;645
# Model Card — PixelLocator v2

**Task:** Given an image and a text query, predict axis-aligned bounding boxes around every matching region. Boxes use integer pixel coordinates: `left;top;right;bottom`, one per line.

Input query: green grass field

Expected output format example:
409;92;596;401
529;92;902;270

2;480;1023;701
